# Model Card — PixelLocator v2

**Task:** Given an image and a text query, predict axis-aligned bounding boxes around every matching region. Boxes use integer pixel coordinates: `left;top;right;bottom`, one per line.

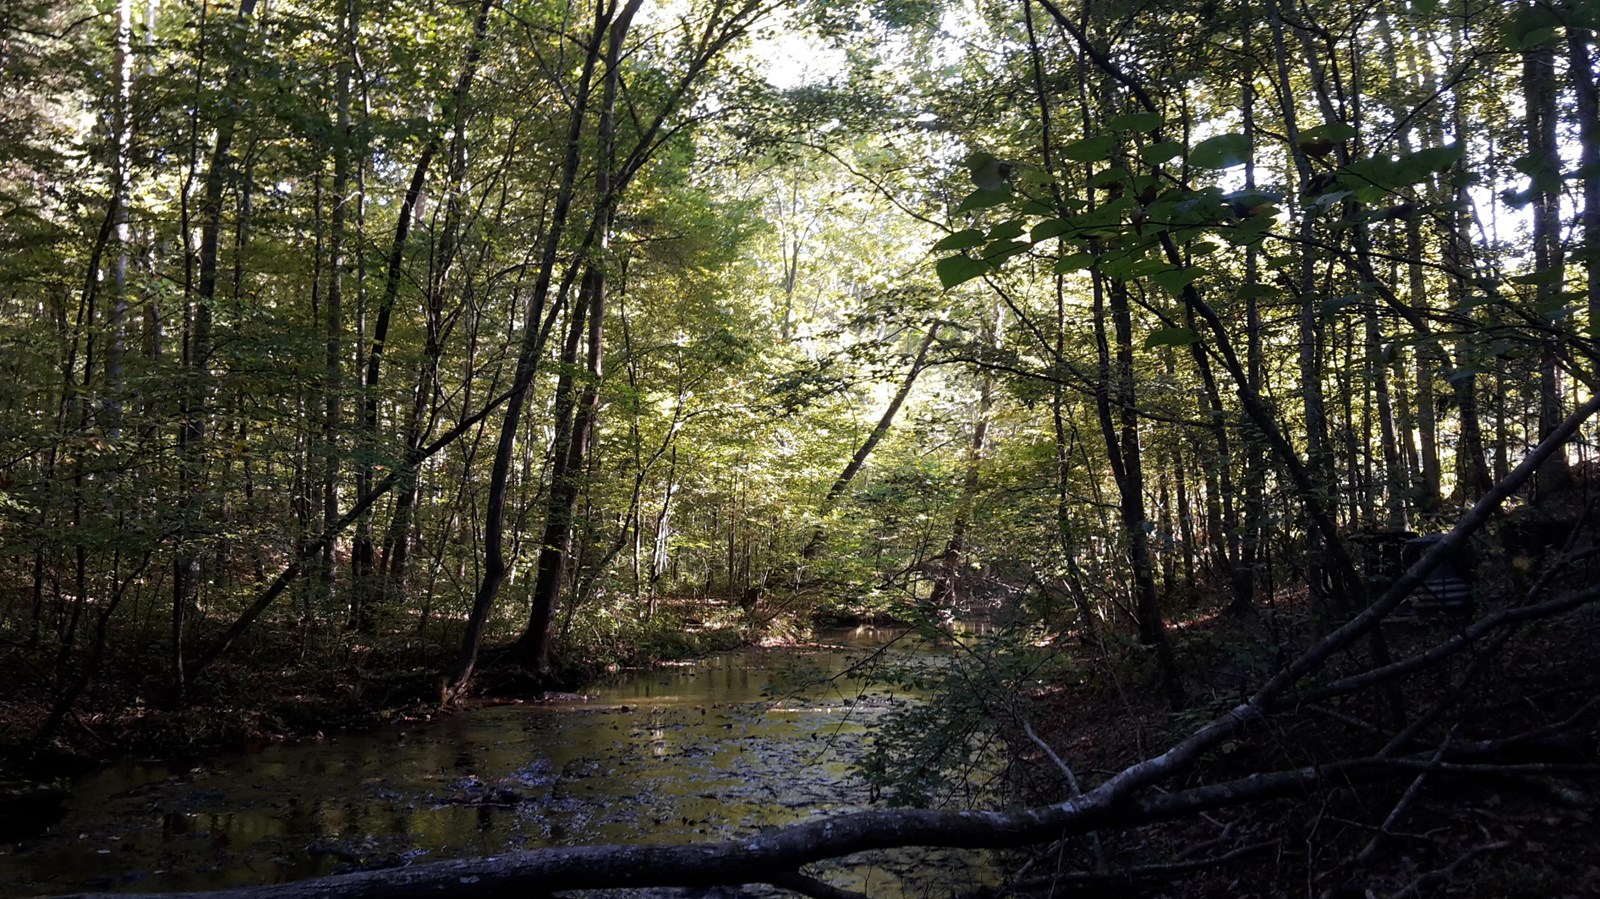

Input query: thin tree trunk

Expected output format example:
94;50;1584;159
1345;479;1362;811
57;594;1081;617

930;309;998;610
1526;25;1571;498
1108;276;1182;708
445;0;609;700
1570;22;1600;382
172;0;260;698
1268;0;1337;616
801;322;941;560
321;0;355;611
358;0;496;627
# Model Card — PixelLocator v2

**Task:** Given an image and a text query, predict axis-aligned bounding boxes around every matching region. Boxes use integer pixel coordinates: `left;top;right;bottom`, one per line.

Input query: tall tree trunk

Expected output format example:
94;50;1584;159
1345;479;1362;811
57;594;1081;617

514;0;639;672
1444;45;1493;503
1526;21;1570;498
1239;52;1266;610
106;0;132;443
445;0;610;700
1269;0;1337;617
800;322;941;560
1108;276;1182;708
321;0;355;611
172;0;260;698
1571;21;1600;382
359;0;496;627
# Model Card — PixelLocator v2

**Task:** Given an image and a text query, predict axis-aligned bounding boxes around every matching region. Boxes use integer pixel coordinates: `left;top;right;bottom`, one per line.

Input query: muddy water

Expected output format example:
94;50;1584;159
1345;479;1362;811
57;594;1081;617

3;627;994;897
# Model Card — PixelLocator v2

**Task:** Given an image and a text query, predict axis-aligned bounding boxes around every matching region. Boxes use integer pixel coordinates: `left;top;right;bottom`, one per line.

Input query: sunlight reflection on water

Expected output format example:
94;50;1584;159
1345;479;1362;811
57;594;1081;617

2;626;998;898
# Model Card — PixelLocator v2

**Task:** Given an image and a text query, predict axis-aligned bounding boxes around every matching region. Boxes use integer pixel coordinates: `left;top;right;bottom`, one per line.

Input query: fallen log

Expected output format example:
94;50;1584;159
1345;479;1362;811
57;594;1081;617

40;747;1589;899
40;398;1600;899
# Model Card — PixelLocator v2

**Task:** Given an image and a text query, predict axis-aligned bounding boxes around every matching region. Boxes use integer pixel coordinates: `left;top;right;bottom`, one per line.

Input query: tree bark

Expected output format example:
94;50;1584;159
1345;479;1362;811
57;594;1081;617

49;395;1600;899
513;0;639;672
1569;21;1600;380
358;0;497;627
445;0;608;701
172;0;261;698
321;0;355;609
800;322;941;560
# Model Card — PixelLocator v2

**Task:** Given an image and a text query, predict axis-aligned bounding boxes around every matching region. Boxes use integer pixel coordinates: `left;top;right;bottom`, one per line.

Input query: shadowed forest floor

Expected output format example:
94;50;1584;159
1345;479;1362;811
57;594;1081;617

1011;589;1600;898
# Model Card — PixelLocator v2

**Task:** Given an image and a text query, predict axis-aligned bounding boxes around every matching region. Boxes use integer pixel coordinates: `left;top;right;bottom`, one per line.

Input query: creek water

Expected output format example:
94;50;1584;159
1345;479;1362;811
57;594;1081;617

4;626;995;897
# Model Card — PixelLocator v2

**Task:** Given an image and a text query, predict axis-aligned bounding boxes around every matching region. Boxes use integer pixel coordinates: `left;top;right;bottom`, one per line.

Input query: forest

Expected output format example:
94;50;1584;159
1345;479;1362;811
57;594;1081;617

1;0;1598;894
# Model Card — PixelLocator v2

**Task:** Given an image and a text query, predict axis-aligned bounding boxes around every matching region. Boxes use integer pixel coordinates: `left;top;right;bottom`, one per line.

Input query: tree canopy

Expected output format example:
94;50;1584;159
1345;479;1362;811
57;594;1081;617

3;0;1600;893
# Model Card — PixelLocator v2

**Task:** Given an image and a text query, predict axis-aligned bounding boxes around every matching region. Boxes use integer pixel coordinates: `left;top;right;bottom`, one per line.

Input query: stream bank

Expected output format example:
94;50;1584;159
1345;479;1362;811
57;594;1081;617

4;626;995;898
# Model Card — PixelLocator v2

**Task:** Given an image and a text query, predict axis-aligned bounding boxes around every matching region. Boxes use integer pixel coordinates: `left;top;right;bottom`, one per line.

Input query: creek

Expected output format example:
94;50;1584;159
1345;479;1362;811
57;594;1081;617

4;626;995;897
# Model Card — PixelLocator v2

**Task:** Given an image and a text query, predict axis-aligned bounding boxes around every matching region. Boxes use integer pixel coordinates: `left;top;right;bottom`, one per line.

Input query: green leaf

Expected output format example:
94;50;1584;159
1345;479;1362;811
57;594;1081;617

966;151;1011;189
1190;133;1251;169
1343;156;1400;190
932;229;985;252
1501;3;1561;48
1107;112;1164;132
1144;326;1199;348
1226;214;1276;243
1055;251;1097;272
1016;197;1057;216
955;185;1013;213
1062;134;1117;163
1140;142;1183;165
1030;219;1074;242
1395;144;1463;183
936;254;991;289
1128;257;1171;278
987;219;1026;241
1089;166;1132;187
1300;122;1359;143
981;238;1030;262
1509;270;1562;286
1150;267;1204;294
1320;295;1361;316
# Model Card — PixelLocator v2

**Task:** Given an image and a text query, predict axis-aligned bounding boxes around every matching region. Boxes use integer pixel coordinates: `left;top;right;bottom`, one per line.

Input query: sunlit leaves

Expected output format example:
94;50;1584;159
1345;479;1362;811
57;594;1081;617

1105;112;1163;133
1061;133;1116;162
935;254;990;288
932;229;985;252
1143;327;1199;348
1189;133;1250;169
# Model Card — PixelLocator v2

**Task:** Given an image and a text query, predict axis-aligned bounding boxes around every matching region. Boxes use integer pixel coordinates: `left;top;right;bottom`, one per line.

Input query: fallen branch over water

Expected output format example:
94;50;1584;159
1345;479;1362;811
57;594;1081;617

41;399;1600;899
39;745;1596;899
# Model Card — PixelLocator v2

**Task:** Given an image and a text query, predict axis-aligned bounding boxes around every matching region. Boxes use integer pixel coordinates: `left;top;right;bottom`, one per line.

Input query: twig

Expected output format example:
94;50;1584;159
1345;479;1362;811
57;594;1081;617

1020;717;1107;871
1387;840;1514;898
1176;820;1238;860
767;871;870;899
1022;718;1084;796
1008;839;1278;890
1356;727;1457;864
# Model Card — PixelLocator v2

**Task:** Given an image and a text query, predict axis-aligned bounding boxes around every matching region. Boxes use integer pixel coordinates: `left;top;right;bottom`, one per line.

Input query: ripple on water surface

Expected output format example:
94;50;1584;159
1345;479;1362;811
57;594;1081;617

2;628;997;897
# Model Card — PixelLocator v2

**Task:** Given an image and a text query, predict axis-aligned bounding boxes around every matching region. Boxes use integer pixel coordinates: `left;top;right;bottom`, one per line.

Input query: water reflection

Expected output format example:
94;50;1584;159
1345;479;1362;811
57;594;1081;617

0;626;992;897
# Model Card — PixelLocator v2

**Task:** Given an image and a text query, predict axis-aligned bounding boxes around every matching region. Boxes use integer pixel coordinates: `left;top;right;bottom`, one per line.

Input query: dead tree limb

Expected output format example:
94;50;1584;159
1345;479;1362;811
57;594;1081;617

44;397;1600;899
